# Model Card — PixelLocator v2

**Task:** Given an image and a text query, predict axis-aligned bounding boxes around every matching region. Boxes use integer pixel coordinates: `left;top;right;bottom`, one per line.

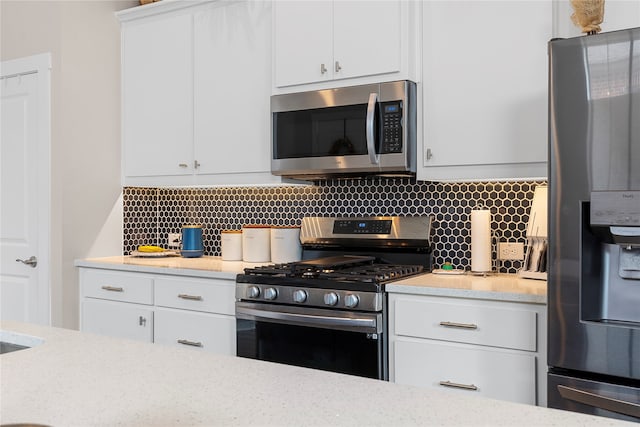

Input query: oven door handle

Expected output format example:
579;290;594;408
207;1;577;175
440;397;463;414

235;302;382;334
557;385;640;419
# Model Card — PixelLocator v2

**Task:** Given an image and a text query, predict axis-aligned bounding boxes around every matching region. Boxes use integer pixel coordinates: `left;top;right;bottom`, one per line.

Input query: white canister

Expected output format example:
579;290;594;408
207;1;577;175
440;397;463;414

270;226;302;264
221;230;243;261
242;225;271;263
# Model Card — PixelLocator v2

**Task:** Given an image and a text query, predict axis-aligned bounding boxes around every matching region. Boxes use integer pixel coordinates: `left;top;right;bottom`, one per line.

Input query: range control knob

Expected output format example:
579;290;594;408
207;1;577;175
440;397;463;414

344;293;359;308
264;287;278;301
293;289;308;303
324;292;339;306
247;286;260;299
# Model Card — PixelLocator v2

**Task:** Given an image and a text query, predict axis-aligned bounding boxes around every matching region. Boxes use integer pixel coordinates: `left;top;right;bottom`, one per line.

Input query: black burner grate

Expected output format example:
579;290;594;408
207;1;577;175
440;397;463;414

243;259;423;285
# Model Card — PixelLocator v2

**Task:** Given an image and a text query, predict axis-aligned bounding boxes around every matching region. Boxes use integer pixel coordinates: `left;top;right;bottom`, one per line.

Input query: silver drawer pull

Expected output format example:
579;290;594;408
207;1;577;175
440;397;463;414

101;285;124;292
177;339;203;347
178;294;203;301
439;380;478;391
439;321;478;330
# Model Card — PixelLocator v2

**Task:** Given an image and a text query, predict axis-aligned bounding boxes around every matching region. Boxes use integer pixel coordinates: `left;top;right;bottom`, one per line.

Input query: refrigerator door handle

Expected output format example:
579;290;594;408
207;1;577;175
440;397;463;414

558;385;640;419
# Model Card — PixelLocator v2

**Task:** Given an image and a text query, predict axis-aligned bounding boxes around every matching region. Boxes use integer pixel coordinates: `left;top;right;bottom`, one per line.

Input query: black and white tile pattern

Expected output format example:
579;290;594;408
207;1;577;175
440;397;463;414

123;178;546;273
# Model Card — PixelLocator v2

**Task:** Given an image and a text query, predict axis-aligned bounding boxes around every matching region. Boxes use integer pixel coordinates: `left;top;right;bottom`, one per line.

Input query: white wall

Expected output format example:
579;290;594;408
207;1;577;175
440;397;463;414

1;0;137;329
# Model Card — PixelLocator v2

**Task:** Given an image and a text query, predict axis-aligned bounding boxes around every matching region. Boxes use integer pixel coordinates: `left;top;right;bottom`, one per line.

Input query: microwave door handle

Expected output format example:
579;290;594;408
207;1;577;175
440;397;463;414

366;92;380;165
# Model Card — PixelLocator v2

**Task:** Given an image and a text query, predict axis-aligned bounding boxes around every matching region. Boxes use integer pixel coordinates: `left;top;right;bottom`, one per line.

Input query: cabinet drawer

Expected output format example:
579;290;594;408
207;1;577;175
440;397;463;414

154;307;236;356
81;269;153;305
394;339;536;405
154;277;234;315
393;296;537;351
81;298;153;343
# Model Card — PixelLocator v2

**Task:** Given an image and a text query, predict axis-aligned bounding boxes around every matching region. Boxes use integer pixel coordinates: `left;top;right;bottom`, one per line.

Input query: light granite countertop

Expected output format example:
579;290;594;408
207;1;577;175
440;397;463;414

386;272;547;304
76;257;547;304
0;321;630;426
74;255;262;280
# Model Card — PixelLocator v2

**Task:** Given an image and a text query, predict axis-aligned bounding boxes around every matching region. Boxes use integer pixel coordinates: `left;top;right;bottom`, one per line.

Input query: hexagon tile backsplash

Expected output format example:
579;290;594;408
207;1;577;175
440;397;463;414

123;178;546;273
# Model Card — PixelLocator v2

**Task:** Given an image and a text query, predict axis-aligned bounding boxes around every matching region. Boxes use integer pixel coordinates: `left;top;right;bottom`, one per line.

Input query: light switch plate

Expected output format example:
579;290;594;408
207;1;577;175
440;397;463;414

167;233;181;249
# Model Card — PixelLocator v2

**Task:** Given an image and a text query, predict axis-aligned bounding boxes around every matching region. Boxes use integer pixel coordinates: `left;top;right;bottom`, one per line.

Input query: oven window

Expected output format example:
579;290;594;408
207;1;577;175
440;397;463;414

273;104;369;159
237;319;382;379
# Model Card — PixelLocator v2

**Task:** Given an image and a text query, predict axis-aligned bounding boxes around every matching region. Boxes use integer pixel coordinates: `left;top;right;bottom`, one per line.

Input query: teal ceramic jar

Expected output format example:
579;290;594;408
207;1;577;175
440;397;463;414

181;225;203;258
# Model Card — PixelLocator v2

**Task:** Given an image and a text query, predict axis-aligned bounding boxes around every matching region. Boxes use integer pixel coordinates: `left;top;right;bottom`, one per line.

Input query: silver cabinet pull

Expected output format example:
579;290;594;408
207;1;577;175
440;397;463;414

178;163;188;168
194;160;200;169
426;148;433;161
101;285;124;292
335;61;342;72
15;256;37;268
439;380;478;391
178;294;203;301
177;339;203;347
439;321;478;330
320;63;327;74
139;316;147;326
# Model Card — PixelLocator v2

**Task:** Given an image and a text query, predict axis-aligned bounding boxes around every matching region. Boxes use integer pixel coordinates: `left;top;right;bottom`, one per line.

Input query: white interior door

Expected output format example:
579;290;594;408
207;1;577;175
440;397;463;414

0;54;51;325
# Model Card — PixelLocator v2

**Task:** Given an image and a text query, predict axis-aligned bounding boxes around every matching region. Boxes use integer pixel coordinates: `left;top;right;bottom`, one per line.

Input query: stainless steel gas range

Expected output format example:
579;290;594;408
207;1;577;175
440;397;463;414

235;216;433;380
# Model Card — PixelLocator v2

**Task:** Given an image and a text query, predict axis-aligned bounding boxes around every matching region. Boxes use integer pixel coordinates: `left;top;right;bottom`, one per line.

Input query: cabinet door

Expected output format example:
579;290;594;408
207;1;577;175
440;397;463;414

154;276;235;315
273;1;333;87
194;1;272;176
553;0;640;38
81;268;154;305
419;1;551;181
121;11;194;178
154;307;236;356
392;296;537;352
394;339;537;405
81;298;153;343
333;1;401;80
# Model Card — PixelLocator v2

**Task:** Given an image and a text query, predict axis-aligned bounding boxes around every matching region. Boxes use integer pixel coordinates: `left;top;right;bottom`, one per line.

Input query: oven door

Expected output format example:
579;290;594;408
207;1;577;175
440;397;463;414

236;301;386;380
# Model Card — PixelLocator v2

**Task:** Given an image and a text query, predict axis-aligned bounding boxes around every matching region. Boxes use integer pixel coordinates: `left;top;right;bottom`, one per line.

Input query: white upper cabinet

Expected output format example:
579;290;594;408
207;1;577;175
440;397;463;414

193;1;273;178
118;0;293;187
333;1;401;80
272;0;418;92
273;1;333;87
121;10;194;179
553;0;640;38
418;0;552;181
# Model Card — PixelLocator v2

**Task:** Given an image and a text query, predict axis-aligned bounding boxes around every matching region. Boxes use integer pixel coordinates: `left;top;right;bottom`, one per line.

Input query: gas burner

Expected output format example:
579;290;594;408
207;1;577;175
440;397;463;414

243;260;424;285
312;263;424;284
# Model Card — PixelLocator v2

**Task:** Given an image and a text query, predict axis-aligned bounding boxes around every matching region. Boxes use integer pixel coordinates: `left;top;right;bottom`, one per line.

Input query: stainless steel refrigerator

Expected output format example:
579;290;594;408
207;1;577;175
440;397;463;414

548;27;640;421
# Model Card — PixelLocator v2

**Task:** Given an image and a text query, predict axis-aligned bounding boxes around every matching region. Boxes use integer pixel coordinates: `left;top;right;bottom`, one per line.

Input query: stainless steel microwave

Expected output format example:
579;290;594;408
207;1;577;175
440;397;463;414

271;80;417;180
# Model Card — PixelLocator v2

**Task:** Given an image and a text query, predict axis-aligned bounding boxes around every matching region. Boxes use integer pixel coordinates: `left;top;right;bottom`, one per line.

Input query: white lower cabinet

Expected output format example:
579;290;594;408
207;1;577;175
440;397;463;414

154;308;235;355
153;276;236;355
81;298;153;343
388;293;547;406
394;340;536;405
79;268;236;356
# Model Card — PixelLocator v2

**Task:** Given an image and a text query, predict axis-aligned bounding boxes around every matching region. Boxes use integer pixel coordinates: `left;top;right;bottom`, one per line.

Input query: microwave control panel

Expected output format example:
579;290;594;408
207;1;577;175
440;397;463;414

381;101;403;153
